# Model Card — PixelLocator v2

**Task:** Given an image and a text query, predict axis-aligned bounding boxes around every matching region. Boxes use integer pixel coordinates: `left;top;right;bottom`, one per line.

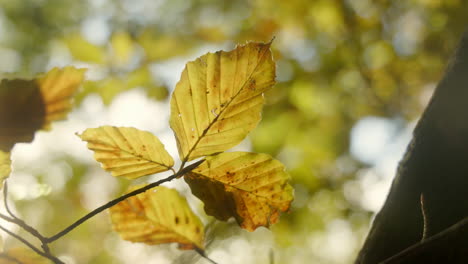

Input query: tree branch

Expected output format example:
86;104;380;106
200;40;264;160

382;217;468;263
1;182;50;253
0;224;63;264
45;159;204;243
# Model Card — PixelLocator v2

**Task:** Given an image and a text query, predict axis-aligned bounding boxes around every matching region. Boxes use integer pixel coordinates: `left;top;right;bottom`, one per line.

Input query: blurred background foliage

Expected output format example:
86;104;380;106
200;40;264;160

1;0;468;263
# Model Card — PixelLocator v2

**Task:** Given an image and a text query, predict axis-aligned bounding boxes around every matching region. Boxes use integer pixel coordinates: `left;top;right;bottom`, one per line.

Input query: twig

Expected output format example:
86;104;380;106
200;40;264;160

0;224;63;264
1;181;51;253
381;217;468;263
45;159;204;243
4;183;17;219
420;193;428;241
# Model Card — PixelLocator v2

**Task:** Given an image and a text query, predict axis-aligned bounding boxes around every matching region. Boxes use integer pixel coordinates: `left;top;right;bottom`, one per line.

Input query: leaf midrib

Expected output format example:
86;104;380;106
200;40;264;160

88;139;172;170
183;45;270;161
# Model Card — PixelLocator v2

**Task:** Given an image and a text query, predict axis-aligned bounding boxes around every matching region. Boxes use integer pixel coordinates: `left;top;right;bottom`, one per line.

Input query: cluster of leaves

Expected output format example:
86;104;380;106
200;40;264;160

0;42;293;263
3;0;468;263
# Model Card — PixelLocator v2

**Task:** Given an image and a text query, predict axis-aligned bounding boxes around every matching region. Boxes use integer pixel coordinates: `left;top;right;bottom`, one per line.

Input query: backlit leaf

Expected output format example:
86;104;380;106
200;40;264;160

0;151;11;189
110;185;204;250
0;67;85;151
185;152;293;231
38;67;87;129
78;126;174;179
63;33;105;63
0;247;51;264
170;42;275;161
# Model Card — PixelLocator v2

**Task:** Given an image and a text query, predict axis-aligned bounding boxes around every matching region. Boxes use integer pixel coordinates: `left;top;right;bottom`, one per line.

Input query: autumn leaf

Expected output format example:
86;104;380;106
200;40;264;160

110;185;204;250
78;126;174;179
170;41;276;161
185;152;293;231
0;247;51;264
38;67;87;129
0;67;85;151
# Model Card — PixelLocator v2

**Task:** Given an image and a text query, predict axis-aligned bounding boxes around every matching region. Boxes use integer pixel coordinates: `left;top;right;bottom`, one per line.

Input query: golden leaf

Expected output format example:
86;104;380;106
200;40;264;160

78;126;174;179
185;152;293;231
110;185;204;249
170;42;276;161
0;67;85;151
37;67;87;129
0;151;11;189
0;248;51;264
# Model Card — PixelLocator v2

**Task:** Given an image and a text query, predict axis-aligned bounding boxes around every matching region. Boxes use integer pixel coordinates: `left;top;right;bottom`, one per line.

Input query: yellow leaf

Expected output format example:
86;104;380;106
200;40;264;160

185;152;293;231
170;42;276;161
0;151;10;189
0;247;51;264
0;67;85;151
111;31;135;66
63;33;105;63
78;126;174;179
37;67;87;129
110;185;204;250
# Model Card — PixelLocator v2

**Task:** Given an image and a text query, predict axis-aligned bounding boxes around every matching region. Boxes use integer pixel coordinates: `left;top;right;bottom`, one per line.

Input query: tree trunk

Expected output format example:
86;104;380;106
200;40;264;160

356;30;468;263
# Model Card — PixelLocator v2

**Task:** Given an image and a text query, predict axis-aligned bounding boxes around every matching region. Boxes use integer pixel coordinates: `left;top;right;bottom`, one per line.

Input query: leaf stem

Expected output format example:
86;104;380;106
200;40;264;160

45;159;204;243
195;248;218;264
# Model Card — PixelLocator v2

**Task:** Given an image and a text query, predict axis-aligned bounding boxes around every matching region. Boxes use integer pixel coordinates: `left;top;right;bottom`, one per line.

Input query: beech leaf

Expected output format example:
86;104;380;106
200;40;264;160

78;126;174;179
37;67;87;129
110;185;204;250
185;152;293;231
170;42;275;161
0;66;85;151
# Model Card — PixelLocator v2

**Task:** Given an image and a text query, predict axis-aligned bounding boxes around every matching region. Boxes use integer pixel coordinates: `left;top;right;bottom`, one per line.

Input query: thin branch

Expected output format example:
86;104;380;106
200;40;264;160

420;193;428;241
1;181;51;253
3;182;17;219
381;217;468;263
0;224;63;264
45;159;204;243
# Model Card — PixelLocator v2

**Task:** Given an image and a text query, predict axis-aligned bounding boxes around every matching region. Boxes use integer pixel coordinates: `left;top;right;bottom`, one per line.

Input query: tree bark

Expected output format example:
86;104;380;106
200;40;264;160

356;30;468;263
381;217;468;264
